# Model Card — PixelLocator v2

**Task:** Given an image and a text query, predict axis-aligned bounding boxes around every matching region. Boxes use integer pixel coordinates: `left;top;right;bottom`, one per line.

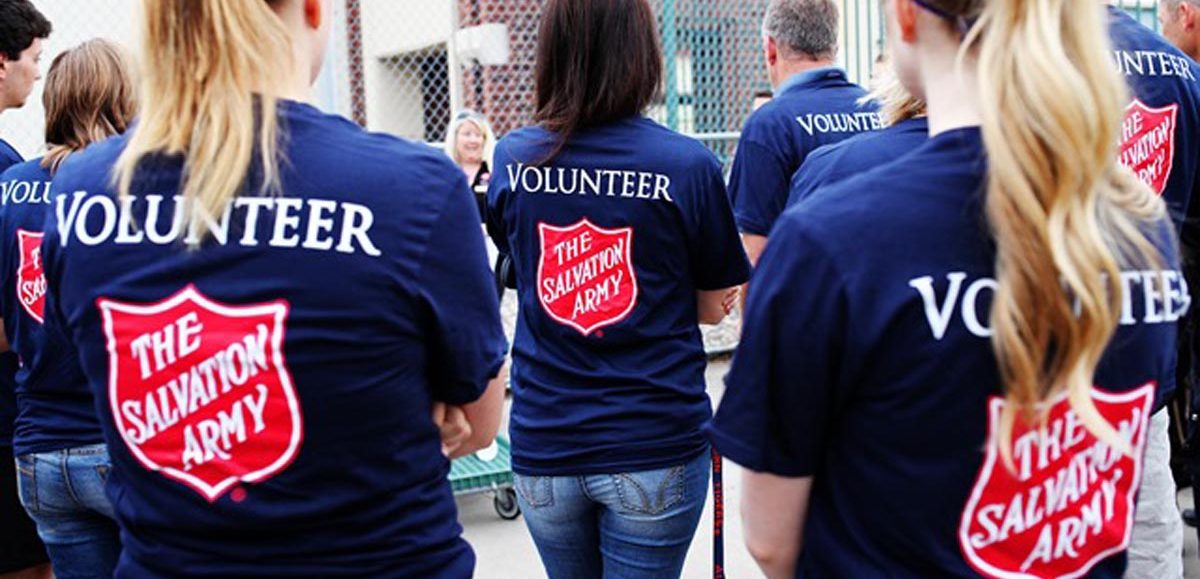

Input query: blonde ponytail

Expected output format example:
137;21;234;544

114;0;294;236
938;0;1167;466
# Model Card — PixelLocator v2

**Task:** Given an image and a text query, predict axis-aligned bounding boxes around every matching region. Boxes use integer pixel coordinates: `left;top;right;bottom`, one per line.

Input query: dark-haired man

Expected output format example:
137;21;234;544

0;2;50;579
728;0;879;266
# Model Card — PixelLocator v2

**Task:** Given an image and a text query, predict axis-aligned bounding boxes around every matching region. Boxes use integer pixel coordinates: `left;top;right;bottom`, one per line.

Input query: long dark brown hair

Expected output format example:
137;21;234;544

534;0;663;161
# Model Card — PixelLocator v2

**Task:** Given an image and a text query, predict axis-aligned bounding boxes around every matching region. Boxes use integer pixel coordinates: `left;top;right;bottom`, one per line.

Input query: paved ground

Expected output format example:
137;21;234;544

459;357;1200;578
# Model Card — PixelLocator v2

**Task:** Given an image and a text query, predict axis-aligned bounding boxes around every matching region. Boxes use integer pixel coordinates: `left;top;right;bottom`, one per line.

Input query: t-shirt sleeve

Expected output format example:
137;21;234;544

787;146;835;208
0;167;19;307
706;217;853;476
687;156;751;290
727;135;792;236
0;206;12;321
40;196;66;334
0;141;23;174
417;175;508;405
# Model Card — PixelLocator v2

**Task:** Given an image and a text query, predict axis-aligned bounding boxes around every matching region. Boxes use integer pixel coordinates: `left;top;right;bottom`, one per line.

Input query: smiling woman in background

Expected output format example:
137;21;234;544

446;109;497;222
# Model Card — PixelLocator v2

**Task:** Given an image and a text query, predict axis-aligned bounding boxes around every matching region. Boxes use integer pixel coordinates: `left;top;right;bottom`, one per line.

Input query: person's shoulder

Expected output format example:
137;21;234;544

285;102;462;190
783;137;968;237
51;134;129;194
494;124;553;160
631;118;721;170
0;157;48;182
744;95;798;128
0;139;21;167
795;140;842;177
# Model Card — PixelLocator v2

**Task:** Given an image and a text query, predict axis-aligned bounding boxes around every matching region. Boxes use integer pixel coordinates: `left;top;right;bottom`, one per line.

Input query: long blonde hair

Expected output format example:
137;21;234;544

42;39;138;174
113;0;294;232
932;0;1166;463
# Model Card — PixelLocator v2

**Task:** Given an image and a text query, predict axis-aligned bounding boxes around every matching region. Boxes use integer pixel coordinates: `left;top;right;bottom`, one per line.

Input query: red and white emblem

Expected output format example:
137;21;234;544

16;229;45;323
536;219;638;336
98;286;303;502
959;384;1154;579
1120;99;1178;195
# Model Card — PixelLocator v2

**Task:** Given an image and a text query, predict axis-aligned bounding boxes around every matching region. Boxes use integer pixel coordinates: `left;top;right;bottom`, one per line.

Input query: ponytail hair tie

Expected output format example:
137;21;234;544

912;0;975;33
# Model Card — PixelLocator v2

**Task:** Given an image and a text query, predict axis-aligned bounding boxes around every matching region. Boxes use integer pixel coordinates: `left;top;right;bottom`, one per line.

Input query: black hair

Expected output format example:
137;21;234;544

0;0;50;61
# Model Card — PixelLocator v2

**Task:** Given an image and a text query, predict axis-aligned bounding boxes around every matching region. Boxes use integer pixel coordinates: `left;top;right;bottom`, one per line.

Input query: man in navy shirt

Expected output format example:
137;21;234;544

1161;0;1200;62
0;2;50;578
787;71;928;208
727;0;880;265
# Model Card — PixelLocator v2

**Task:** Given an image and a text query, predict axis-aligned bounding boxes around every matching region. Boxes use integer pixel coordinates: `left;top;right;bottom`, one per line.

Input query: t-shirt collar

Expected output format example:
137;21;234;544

776;66;847;95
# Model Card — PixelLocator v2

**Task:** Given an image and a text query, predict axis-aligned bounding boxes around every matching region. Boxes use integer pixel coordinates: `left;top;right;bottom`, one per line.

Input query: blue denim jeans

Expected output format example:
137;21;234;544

514;450;710;579
15;444;120;579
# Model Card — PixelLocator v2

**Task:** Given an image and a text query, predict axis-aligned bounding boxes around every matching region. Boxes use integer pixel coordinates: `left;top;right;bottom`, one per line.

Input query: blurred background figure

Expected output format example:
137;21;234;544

1161;0;1200;61
446;109;497;222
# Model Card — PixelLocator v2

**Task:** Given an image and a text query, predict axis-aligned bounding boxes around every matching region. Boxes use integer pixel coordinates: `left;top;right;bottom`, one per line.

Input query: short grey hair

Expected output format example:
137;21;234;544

763;0;839;60
1163;0;1200;10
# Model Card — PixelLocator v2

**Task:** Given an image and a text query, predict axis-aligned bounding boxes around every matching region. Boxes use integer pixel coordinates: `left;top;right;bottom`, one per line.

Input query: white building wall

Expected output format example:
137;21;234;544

359;0;456;139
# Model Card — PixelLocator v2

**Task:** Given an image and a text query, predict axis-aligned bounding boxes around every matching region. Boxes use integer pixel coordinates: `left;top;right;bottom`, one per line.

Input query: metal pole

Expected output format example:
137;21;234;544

447;0;466;114
345;0;367;127
663;0;679;131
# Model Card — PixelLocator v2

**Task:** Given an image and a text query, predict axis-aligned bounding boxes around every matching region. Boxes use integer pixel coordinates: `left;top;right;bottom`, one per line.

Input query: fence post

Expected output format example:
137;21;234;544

447;0;465;116
662;0;679;131
344;0;367;127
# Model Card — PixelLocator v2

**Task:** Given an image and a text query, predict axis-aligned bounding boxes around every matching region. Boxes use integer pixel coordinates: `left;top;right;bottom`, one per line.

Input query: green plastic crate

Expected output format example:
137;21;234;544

449;435;520;520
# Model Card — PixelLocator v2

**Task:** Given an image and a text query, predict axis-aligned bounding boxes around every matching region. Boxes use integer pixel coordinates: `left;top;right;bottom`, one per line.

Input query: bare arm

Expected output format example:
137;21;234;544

0;318;9;352
742;233;769;268
436;364;508;460
698;287;739;325
742;470;813;579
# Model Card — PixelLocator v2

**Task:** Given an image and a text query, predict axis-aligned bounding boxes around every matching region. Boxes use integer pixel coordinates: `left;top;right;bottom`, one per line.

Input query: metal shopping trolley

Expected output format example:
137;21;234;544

449;435;521;520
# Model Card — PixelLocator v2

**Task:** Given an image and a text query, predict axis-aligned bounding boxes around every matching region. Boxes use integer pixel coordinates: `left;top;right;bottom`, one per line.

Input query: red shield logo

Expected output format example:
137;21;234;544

98;286;303;502
537;219;638;336
958;384;1154;579
1120;100;1178;195
16;229;45;323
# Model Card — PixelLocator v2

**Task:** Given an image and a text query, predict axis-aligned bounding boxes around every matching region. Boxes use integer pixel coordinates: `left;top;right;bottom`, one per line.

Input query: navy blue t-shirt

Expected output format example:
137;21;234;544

1109;6;1200;227
43;100;507;577
0;139;23;448
0;139;22;170
487;117;750;476
709;128;1183;578
787;116;929;207
0;159;102;456
727;68;880;236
